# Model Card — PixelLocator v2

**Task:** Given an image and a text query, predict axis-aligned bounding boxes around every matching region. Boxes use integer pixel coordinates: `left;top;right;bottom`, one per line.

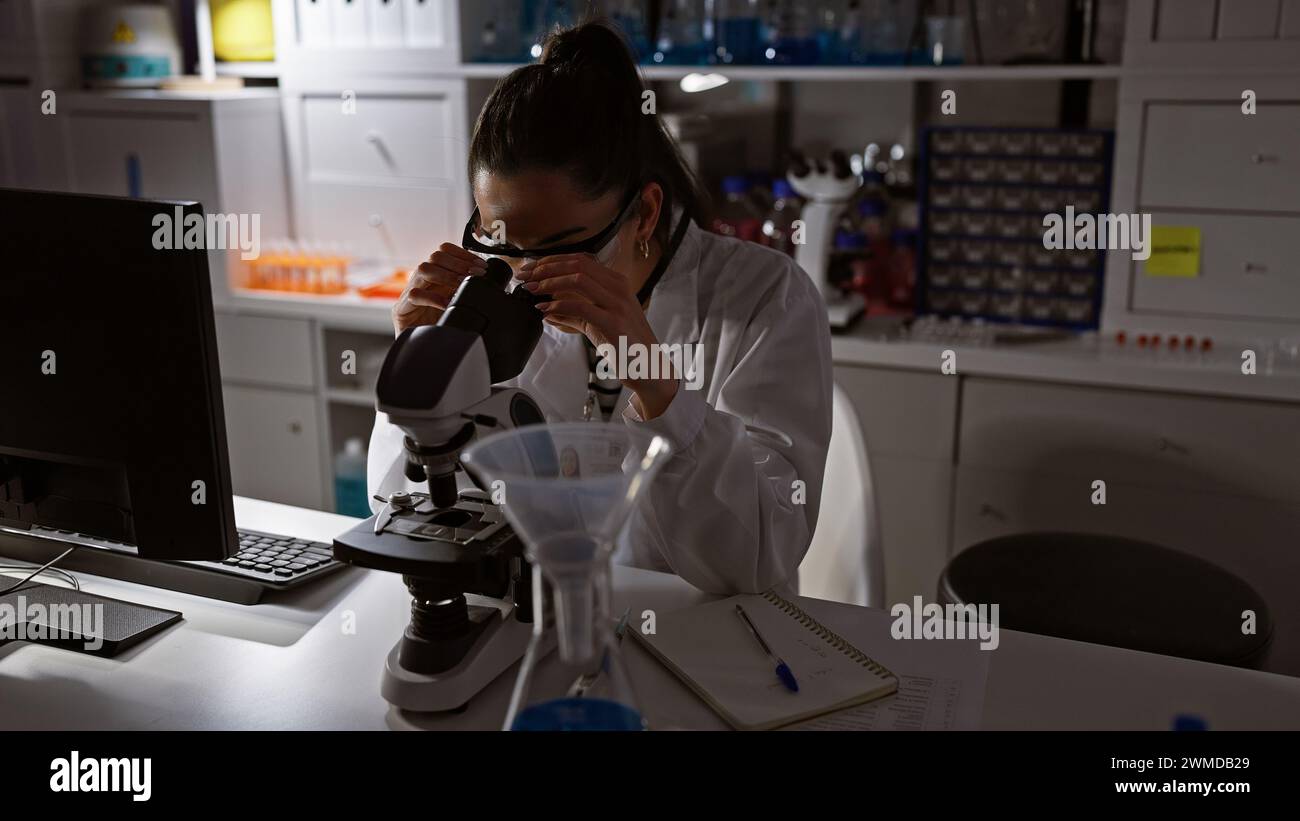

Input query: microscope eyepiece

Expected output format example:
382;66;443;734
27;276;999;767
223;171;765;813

484;257;512;288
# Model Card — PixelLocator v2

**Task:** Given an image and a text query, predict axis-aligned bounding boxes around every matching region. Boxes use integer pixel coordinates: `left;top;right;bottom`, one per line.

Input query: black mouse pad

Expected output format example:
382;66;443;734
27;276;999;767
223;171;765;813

0;580;182;657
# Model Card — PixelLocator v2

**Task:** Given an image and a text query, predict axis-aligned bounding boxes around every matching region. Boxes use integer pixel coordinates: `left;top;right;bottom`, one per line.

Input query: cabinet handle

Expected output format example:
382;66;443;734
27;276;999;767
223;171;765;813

1242;261;1268;274
288;420;303;435
1250;153;1278;164
367;213;384;227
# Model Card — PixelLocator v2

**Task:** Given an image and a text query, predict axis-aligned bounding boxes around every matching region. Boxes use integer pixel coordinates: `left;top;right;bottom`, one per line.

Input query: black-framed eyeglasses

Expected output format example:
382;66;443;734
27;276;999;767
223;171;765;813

461;185;641;259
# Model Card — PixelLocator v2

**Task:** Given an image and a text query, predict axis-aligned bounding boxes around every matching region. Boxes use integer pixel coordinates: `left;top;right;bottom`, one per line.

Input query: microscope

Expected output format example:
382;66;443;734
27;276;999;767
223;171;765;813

332;258;548;713
788;149;866;328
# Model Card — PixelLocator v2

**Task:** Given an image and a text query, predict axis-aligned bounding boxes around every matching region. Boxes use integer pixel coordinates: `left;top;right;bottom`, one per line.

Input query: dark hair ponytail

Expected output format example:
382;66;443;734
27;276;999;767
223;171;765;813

467;18;708;246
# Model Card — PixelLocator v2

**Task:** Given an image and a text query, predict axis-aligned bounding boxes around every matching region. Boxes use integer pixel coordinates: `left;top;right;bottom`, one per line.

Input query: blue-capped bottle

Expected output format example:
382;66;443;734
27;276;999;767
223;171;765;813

762;0;819;65
817;0;867;65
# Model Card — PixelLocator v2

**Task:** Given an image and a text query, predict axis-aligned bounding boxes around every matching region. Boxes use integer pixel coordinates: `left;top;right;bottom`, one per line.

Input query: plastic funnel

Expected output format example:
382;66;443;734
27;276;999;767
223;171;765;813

461;423;671;662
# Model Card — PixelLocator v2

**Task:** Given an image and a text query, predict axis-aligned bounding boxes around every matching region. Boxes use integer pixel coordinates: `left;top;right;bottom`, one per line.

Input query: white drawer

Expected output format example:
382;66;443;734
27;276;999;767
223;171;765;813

302;93;459;183
1154;0;1217;40
1132;210;1300;321
222;384;325;509
1218;0;1281;38
834;365;959;461
1285;0;1300;37
1141;103;1300;213
215;313;316;389
959;378;1300;504
305;179;459;264
64;110;215;201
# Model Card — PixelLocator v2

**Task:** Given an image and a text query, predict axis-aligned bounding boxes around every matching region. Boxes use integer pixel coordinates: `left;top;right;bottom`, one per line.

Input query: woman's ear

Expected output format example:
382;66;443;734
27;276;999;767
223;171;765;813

636;182;664;245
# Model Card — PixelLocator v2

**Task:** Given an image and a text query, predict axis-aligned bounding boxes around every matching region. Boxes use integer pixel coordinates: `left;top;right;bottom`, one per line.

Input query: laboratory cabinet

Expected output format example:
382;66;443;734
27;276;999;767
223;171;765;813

951;466;1300;676
1105;66;1300;339
832;359;1300;676
1127;0;1300;67
952;375;1300;676
214;311;329;509
280;81;470;266
958;378;1300;506
53;91;291;303
833;365;959;608
221;383;327;510
280;0;461;74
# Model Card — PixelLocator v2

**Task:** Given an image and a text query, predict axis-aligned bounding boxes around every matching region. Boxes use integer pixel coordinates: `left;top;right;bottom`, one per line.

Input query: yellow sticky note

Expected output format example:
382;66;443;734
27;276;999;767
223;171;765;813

1145;226;1201;277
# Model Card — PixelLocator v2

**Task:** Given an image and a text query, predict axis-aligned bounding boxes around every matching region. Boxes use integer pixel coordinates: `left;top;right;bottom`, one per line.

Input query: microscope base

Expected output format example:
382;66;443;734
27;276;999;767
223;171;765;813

380;609;533;713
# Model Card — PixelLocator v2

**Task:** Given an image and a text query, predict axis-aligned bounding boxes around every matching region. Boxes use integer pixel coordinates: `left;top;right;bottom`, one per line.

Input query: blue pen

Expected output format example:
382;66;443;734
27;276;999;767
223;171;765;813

735;604;799;693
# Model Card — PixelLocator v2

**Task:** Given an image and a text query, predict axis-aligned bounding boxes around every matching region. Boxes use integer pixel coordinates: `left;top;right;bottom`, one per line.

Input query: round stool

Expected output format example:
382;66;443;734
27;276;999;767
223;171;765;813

938;533;1272;669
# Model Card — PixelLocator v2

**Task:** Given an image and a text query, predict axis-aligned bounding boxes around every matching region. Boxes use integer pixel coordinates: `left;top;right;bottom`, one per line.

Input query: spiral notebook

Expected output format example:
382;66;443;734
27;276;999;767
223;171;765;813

632;591;898;730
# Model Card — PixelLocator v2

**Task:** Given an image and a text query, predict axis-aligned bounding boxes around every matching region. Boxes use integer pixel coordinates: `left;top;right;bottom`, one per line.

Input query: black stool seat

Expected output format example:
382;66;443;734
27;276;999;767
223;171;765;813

938;533;1272;668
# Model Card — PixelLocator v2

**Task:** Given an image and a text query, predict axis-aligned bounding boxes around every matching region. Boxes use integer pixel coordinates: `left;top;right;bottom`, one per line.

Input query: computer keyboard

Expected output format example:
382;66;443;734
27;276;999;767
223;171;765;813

0;524;348;605
192;528;345;586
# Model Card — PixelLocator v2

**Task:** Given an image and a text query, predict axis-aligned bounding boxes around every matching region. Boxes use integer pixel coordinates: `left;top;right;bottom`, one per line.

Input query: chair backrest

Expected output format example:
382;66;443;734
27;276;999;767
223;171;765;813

799;382;884;607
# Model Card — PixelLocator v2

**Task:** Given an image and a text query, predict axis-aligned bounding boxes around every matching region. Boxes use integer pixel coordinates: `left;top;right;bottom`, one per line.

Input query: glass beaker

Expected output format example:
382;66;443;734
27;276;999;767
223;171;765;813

461;423;672;730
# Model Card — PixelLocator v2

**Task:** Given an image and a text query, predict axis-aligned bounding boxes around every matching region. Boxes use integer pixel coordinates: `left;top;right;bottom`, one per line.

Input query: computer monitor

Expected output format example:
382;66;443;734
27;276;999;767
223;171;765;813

0;189;236;561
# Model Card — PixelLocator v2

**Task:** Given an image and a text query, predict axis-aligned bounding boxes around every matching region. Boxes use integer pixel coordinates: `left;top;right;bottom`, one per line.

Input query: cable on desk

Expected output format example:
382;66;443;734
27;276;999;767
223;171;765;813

0;547;80;595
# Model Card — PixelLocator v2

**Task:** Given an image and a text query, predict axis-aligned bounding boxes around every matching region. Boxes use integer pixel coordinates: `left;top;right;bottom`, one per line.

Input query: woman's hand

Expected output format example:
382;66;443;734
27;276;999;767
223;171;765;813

517;253;680;419
392;243;486;335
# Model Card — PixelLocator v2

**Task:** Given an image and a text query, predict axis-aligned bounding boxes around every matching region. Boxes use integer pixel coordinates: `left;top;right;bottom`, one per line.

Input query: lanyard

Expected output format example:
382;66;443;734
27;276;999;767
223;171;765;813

585;211;692;422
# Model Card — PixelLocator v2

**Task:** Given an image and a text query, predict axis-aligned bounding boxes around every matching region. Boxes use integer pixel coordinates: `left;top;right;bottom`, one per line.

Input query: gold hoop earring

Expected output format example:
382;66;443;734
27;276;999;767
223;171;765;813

637;239;650;259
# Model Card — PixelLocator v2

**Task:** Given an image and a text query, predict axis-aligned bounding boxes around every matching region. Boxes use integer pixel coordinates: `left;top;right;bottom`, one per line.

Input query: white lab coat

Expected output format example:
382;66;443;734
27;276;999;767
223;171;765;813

368;221;833;596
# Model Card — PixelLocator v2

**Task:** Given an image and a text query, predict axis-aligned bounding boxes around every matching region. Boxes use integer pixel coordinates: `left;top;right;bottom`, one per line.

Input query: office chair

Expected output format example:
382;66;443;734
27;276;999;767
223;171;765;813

799;382;885;608
938;532;1273;669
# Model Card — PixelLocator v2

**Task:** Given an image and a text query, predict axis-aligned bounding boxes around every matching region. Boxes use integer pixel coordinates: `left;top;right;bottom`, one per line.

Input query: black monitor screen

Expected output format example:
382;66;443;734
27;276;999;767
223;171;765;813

0;189;235;560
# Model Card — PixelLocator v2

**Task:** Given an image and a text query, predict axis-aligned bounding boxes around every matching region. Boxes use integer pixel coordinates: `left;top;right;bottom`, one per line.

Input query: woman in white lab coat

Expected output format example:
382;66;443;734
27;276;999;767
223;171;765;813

370;21;832;596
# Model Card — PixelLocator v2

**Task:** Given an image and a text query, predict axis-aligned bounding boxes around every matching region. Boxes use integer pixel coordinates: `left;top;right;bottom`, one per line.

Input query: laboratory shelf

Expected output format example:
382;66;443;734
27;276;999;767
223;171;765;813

214;61;280;79
454;63;1127;82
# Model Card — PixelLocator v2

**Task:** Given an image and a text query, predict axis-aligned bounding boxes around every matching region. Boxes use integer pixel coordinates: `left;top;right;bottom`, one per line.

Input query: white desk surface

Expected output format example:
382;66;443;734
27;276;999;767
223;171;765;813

2;496;1298;731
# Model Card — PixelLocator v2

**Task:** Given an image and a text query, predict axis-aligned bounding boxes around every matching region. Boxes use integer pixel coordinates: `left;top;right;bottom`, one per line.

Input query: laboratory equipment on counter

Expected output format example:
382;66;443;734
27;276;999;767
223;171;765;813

788;149;867;328
761;178;802;255
918;126;1113;330
333;438;370;518
461;424;672;730
331;258;552;713
242;242;350;294
80;3;181;87
712;175;765;243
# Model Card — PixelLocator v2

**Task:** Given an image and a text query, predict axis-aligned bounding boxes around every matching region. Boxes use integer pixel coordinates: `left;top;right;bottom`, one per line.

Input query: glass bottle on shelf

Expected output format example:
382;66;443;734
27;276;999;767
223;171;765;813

655;0;710;65
604;0;653;62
